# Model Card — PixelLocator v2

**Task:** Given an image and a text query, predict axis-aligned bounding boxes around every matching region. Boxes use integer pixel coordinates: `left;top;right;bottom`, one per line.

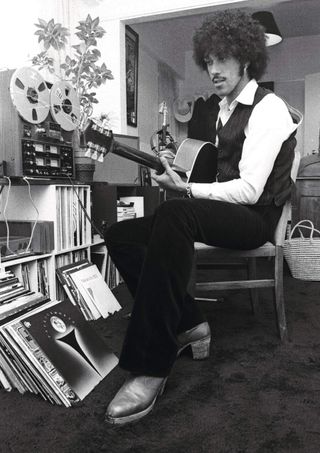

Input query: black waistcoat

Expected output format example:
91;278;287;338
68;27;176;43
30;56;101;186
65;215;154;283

217;87;297;206
188;94;220;143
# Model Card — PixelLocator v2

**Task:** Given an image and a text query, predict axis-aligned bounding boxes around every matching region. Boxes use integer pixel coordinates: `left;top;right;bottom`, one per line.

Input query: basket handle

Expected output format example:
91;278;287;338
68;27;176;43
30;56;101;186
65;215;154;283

289;219;320;240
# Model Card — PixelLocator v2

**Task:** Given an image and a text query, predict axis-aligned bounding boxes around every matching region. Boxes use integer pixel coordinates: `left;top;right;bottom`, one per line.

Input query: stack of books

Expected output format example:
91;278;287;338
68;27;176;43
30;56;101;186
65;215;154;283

0;298;118;406
56;259;122;321
117;200;136;222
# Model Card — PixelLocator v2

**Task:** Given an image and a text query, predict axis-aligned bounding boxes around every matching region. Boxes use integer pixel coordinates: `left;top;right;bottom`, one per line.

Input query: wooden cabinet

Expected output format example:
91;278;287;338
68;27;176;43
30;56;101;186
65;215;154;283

91;183;161;233
293;153;320;229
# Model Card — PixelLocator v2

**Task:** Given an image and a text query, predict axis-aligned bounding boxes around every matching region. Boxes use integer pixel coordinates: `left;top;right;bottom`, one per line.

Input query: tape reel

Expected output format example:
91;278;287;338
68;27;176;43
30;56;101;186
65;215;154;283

50;81;80;131
10;67;50;124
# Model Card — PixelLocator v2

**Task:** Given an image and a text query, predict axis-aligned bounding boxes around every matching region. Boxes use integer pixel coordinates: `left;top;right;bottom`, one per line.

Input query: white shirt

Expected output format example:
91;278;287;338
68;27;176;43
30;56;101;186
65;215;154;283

191;79;301;204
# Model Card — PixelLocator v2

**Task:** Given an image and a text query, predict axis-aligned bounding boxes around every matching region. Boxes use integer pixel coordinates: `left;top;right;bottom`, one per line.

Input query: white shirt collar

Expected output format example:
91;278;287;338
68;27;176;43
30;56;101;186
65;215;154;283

219;79;259;111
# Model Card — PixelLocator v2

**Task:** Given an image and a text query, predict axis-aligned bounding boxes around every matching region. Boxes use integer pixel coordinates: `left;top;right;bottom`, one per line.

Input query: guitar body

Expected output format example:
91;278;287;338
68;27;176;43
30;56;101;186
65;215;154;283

83;119;217;183
173;139;217;183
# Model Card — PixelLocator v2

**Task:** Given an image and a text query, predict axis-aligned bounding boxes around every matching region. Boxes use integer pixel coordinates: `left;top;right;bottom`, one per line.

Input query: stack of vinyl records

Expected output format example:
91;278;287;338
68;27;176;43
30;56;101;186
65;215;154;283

0;298;119;406
56;259;122;321
0;270;47;320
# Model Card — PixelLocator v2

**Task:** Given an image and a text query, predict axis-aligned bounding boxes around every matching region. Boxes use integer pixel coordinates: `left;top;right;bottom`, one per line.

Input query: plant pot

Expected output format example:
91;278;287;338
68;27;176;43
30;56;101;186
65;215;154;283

73;131;96;183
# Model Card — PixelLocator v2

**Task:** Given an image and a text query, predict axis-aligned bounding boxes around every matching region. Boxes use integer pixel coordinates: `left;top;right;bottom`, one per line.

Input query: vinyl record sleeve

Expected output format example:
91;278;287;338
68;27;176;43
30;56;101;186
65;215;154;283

19;299;118;400
0;325;46;397
4;320;71;405
0;303;65;405
56;260;98;320
69;264;122;318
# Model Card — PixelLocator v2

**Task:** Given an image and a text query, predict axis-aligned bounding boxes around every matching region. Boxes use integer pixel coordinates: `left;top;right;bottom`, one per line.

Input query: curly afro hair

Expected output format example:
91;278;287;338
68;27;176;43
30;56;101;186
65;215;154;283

193;9;268;80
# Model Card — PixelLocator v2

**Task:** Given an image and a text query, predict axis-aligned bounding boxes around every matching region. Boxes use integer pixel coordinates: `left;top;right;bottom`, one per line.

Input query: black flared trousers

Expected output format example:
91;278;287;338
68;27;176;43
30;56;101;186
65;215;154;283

104;197;281;377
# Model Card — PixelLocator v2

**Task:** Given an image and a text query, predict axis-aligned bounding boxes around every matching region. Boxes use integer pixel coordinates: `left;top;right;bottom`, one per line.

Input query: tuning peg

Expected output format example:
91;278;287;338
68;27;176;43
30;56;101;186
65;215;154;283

85;147;92;158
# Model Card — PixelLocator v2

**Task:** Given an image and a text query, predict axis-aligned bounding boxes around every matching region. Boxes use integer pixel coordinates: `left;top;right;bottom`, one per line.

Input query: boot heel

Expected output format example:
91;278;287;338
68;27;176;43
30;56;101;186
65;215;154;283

190;336;211;360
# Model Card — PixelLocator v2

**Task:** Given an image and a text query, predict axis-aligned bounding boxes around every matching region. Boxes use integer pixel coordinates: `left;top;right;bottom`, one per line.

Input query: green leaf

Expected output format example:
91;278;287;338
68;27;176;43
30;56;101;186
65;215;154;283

53;23;62;32
96;26;106;35
32;14;114;114
72;44;82;54
48;18;55;29
92;17;100;28
38;18;48;27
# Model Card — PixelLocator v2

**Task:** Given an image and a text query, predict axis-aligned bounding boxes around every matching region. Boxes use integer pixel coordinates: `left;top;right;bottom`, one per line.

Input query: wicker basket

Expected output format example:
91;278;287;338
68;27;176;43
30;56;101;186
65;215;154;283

284;220;320;281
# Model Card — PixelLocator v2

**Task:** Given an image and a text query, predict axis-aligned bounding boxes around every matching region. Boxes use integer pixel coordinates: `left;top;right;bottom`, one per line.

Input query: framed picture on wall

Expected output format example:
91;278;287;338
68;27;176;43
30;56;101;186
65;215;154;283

125;25;139;127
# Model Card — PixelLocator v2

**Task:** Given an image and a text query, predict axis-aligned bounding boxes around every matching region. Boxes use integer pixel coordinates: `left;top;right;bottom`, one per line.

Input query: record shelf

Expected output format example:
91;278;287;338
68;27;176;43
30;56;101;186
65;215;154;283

0;183;94;301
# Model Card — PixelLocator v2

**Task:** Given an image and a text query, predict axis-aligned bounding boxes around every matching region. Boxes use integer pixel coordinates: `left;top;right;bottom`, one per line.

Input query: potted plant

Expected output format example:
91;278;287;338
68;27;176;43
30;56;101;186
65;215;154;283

31;15;114;181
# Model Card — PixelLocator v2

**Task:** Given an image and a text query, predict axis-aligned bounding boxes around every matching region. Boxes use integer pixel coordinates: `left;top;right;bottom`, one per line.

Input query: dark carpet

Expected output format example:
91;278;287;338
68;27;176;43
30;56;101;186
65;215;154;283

1;263;320;453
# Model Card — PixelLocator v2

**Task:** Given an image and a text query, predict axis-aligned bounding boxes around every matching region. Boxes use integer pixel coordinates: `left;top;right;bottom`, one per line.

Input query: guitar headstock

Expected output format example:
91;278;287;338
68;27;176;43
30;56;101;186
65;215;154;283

82;118;114;162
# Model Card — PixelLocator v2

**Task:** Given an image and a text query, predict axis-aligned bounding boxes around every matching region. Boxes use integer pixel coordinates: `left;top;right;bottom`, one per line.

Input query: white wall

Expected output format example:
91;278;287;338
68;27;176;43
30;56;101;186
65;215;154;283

1;0;71;71
305;73;320;154
89;0;249;21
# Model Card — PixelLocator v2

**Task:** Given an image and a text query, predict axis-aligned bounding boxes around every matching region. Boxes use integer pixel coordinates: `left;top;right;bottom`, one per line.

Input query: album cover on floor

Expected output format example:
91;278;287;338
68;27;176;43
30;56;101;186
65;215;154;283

4;315;76;406
20;299;119;400
1;299;119;403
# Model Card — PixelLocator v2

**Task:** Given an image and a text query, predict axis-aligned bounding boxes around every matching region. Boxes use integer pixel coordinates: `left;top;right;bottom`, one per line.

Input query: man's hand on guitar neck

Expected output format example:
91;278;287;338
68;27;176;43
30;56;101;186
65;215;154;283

157;149;176;167
152;156;188;195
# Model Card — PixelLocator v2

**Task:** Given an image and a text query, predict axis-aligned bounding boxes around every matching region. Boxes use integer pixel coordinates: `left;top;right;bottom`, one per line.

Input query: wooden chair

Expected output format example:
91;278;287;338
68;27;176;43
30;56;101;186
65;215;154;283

193;150;301;341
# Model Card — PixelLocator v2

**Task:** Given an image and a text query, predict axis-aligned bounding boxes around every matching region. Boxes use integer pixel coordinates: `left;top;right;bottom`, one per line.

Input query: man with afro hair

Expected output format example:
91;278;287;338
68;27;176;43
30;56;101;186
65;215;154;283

104;9;302;425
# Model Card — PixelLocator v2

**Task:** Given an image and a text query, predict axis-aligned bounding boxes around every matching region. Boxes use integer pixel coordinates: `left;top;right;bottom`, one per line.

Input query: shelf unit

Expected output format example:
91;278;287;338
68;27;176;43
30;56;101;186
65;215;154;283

91;183;161;232
0;183;93;301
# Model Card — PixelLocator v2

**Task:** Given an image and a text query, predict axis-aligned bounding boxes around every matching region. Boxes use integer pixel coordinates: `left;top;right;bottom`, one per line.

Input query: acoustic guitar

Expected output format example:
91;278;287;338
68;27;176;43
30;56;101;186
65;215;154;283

83;118;217;183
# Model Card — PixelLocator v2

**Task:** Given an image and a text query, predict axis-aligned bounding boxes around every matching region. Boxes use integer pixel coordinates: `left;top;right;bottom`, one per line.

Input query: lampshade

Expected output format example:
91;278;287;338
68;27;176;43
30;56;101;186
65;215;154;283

252;11;282;46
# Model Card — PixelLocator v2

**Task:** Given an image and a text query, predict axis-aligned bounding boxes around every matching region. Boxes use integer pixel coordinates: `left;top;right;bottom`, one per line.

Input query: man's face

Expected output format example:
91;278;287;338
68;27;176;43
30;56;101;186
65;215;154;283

205;53;249;103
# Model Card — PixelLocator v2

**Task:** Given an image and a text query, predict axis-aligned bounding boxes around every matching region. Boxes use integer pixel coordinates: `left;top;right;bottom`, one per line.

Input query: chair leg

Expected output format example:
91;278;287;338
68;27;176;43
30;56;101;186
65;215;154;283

188;257;197;298
274;247;288;341
193;255;223;303
247;258;259;314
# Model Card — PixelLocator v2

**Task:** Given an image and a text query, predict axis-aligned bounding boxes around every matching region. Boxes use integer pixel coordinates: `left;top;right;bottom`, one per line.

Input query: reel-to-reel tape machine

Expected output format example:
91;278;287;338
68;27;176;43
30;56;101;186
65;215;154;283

0;67;81;178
